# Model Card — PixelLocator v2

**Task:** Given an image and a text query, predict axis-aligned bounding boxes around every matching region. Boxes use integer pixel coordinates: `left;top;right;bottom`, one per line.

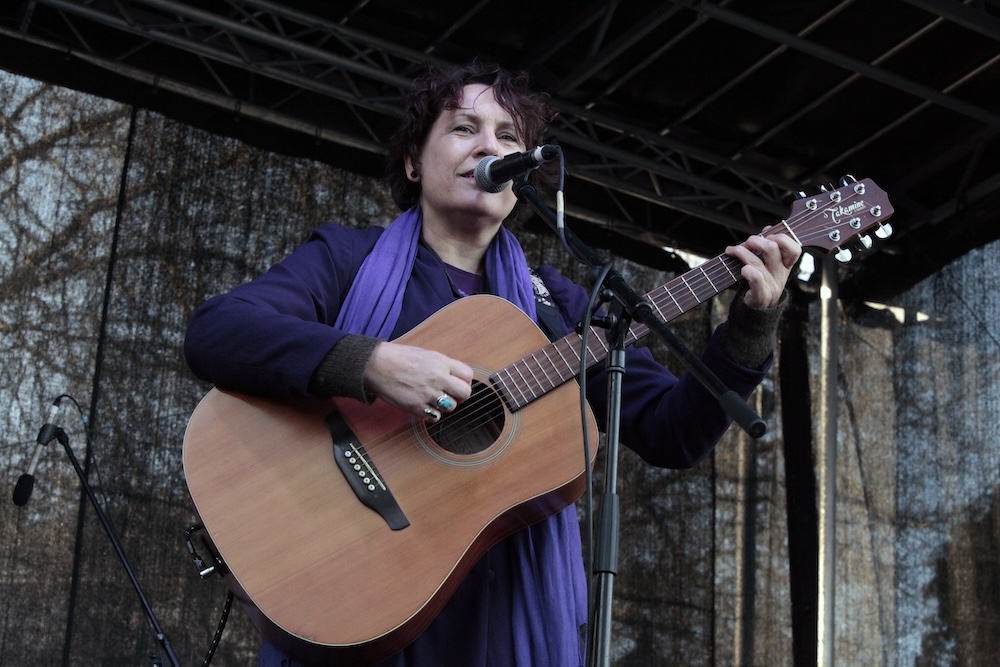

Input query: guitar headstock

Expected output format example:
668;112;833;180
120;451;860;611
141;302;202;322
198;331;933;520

781;177;894;263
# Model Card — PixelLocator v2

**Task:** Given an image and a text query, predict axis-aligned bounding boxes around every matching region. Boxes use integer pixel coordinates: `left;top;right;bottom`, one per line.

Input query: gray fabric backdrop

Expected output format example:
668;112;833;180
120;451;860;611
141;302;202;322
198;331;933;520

2;70;998;666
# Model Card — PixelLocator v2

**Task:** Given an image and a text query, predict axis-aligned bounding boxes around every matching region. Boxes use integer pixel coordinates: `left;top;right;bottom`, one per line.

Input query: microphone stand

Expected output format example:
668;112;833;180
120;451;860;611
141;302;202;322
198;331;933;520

22;424;182;667
512;179;765;667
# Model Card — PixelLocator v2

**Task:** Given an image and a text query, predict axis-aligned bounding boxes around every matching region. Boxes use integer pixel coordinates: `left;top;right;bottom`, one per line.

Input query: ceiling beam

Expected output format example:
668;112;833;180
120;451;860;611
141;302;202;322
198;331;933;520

700;1;1000;129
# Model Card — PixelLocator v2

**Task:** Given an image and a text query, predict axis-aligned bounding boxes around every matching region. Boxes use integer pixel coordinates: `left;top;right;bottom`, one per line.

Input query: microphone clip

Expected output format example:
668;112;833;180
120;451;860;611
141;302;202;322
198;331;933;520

36;422;64;447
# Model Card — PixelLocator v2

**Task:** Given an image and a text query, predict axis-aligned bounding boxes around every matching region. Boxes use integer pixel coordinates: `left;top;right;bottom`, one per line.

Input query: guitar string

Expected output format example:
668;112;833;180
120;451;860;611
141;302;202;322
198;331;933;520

641;185;884;321
561;186;883;393
421;184;886;446
358;184;886;455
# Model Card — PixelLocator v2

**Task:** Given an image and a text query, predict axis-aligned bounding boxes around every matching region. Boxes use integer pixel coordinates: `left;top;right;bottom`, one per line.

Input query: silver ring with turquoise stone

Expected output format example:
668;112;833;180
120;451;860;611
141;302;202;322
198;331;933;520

435;394;457;412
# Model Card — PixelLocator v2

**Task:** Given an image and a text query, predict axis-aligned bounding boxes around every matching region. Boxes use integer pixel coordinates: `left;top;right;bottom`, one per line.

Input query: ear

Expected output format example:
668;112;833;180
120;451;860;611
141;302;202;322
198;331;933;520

404;153;420;182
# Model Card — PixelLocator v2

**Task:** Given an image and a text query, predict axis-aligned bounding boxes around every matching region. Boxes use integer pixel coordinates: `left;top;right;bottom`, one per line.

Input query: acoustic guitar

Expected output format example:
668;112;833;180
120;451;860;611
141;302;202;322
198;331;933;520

183;178;892;663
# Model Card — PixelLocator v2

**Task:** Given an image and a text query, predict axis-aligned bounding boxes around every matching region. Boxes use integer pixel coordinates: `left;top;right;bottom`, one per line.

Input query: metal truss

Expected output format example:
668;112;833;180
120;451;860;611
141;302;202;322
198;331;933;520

4;0;1000;287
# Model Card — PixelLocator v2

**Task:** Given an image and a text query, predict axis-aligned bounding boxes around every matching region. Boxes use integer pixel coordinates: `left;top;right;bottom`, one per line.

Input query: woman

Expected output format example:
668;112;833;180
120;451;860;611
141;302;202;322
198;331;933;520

184;59;800;666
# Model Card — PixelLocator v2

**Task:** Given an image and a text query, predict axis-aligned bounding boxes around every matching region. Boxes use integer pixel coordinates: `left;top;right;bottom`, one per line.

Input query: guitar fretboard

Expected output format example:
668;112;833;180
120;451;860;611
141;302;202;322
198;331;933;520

490;252;744;411
488;177;892;412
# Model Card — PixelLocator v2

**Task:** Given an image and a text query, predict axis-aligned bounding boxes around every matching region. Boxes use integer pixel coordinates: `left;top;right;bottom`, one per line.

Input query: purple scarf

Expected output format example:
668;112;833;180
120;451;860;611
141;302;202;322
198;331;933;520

325;205;585;666
334;205;537;337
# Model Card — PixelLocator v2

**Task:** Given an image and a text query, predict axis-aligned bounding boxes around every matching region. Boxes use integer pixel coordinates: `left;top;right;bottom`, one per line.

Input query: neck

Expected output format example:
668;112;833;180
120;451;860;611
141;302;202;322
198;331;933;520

421;221;498;275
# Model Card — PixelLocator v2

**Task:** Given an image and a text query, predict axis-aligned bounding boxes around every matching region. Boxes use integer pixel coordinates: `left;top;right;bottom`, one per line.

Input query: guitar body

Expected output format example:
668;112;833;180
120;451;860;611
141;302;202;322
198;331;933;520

183;295;599;663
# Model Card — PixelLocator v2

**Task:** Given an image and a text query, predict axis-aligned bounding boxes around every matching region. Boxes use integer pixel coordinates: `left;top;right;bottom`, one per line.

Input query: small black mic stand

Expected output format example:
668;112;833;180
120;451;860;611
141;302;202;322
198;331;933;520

589;297;629;667
513;179;765;666
20;425;182;667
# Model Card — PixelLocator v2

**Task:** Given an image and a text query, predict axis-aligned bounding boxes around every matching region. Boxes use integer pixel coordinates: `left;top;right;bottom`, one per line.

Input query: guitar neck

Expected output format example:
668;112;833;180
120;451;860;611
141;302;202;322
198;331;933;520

491;252;744;410
487;175;896;411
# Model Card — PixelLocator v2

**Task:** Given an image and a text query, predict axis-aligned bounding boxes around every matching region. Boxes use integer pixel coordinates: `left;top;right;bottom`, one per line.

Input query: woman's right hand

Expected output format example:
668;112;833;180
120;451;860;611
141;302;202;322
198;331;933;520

363;341;474;421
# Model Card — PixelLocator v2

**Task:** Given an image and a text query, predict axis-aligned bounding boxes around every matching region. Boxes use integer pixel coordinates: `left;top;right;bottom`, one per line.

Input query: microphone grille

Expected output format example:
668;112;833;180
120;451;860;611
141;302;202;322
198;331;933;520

13;474;35;506
474;156;509;194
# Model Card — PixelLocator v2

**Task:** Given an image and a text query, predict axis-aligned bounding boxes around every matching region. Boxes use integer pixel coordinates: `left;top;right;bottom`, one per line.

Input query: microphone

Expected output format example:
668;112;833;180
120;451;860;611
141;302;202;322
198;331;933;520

13;398;63;506
474;145;559;193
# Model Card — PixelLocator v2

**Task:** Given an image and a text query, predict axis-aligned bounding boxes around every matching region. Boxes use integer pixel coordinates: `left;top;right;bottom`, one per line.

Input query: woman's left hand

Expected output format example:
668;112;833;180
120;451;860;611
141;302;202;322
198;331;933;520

724;229;802;309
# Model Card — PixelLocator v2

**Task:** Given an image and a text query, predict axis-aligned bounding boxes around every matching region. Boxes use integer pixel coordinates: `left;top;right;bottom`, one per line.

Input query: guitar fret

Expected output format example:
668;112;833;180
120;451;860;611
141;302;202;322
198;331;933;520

679;274;698;300
544;350;568;385
701;264;718;292
523;355;549;393
649;293;668;322
499;368;527;406
493;369;510;401
534;350;557;388
661;289;681;320
514;366;534;402
549;340;573;380
579;334;604;369
589;336;604;363
664;285;682;312
541;355;560;389
510;362;537;401
625;325;646;346
557;338;582;373
721;256;739;282
567;337;588;364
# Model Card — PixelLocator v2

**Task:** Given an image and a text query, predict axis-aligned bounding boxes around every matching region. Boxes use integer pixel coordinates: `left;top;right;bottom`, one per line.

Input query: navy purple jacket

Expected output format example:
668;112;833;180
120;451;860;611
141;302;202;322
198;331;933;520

184;222;772;666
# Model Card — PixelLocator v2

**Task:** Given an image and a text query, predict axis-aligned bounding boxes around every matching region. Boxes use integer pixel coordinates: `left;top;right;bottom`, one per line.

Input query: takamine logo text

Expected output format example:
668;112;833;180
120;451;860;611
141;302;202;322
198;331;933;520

824;199;867;224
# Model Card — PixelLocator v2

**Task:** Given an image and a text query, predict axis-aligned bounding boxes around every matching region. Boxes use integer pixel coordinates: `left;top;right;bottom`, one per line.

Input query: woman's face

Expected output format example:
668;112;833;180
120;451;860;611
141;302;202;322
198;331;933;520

405;84;526;233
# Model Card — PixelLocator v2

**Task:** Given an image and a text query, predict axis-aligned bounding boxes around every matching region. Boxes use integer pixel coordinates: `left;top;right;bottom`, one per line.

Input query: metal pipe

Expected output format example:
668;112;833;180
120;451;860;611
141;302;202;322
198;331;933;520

817;254;839;666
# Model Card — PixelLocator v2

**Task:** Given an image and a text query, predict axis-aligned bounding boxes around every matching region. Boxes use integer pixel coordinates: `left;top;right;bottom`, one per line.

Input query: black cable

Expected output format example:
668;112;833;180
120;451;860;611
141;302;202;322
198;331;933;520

200;590;234;667
578;261;615;635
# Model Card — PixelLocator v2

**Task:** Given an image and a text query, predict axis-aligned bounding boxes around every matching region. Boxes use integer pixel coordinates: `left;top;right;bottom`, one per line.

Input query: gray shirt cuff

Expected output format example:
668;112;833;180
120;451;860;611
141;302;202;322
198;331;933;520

308;334;382;402
720;284;789;369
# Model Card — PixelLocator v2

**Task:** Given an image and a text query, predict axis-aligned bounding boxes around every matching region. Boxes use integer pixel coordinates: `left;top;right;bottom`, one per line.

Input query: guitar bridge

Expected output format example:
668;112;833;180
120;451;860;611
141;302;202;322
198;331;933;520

326;412;409;531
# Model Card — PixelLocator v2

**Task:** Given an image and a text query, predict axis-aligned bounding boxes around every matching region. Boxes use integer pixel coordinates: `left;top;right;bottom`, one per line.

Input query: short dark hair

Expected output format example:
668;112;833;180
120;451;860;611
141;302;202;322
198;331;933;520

385;58;556;226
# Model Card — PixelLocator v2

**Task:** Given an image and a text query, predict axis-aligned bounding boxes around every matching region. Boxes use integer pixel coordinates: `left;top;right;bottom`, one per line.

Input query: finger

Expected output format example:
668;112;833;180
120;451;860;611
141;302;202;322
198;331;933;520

745;234;781;263
441;363;475;402
732;234;796;278
725;241;770;274
773;233;803;268
748;231;802;269
448;361;475;389
727;239;784;309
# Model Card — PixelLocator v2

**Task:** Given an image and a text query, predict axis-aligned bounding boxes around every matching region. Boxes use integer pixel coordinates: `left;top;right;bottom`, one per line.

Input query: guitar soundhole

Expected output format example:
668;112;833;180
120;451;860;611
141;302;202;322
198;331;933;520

427;380;505;455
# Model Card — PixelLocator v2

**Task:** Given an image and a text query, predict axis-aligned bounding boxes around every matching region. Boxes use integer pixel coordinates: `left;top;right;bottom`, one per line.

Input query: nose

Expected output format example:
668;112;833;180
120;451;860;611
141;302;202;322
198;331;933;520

474;131;502;157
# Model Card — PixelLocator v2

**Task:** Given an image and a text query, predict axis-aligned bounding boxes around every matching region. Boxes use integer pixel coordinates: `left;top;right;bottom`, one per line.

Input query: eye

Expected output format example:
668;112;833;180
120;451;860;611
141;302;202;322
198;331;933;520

453;125;474;134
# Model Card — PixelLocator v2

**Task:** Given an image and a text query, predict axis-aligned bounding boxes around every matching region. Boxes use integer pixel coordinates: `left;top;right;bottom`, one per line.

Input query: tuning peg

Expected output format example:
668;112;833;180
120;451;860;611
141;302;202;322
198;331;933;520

853;234;873;252
835;247;853;263
795;190;809;200
875;222;893;239
839;174;857;186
